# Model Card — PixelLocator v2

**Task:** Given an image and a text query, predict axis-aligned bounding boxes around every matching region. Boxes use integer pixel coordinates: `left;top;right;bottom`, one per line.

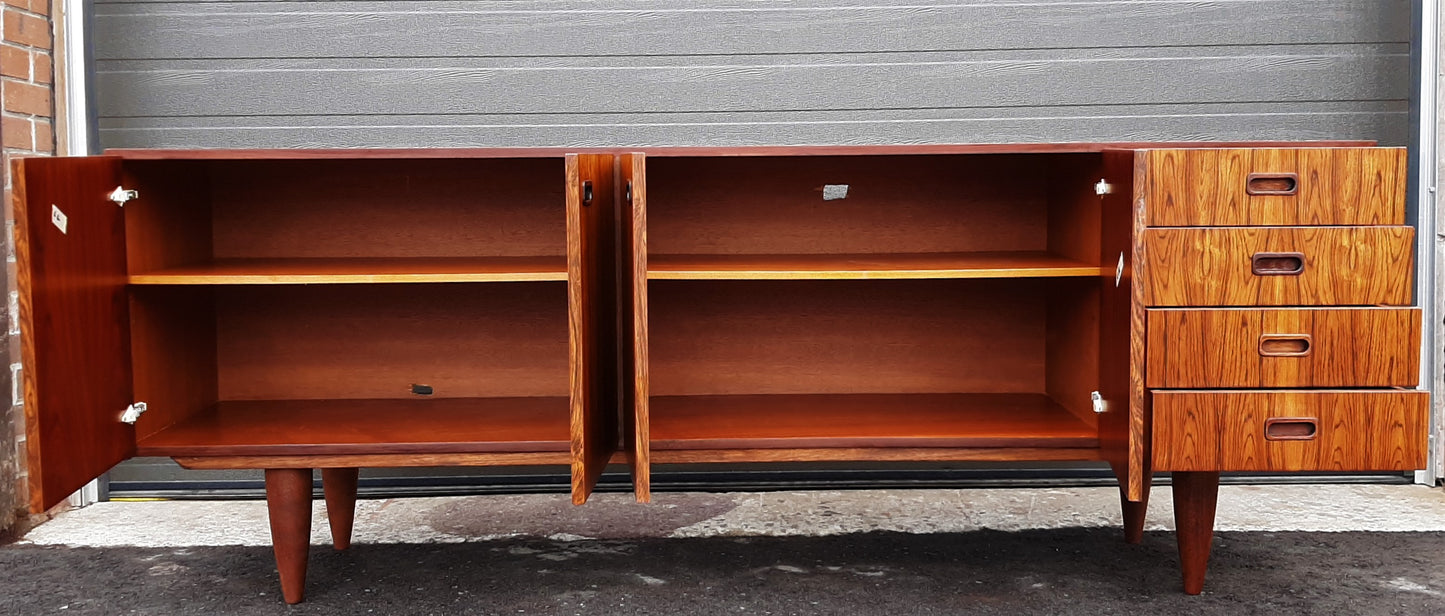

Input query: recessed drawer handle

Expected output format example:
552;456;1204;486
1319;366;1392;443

1264;417;1318;441
1247;173;1299;196
1259;334;1312;357
1251;252;1305;276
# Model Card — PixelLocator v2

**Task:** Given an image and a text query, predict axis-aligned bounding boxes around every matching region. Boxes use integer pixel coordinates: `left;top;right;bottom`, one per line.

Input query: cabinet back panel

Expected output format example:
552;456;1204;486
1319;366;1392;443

209;159;566;259
646;156;1047;255
648;279;1046;396
123;161;214;275
216;284;569;400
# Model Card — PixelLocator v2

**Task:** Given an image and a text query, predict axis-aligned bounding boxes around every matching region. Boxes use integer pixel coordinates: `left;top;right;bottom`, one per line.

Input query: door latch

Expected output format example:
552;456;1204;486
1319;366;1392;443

120;402;148;424
108;186;139;207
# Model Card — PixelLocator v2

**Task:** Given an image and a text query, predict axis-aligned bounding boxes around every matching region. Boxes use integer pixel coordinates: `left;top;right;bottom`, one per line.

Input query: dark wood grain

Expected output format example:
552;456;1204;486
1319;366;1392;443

1146;308;1421;388
619;152;651;503
649;394;1098;450
1145;148;1407;226
321;468;358;551
1142;227;1415;306
130;257;569;284
647;251;1101;279
265;468;313;604
1171;471;1220;595
214;284;568;401
12;156;135;513
1099;149;1151;503
136;398;572;457
103;142;1378;161
174;452;572;470
1152;390;1428;472
566;154;620;505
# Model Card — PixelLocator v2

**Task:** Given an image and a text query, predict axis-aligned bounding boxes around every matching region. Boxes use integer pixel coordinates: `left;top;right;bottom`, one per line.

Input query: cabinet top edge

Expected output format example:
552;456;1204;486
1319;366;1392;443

100;141;1380;161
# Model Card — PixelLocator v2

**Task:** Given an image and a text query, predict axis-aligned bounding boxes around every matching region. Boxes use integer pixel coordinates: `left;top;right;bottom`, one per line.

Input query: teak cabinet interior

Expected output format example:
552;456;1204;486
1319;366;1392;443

11;144;1424;604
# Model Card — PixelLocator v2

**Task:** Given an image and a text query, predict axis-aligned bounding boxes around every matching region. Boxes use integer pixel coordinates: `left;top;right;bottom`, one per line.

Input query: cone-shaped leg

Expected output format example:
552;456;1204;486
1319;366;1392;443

1110;462;1151;544
265;468;313;604
1172;471;1221;595
322;468;360;551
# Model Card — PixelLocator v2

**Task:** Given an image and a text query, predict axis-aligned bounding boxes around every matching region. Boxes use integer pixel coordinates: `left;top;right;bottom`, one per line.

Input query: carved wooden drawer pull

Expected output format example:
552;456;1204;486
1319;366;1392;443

1251;252;1305;276
1258;334;1312;357
1264;417;1319;441
1247;173;1299;196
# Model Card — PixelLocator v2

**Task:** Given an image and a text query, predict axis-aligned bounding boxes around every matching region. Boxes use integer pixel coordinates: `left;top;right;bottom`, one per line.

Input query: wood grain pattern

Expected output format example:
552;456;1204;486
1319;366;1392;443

137;398;572;457
105;143;1379;161
646;251;1101;280
1146;308;1421;388
130;257;569;284
619;152;651;502
173;452;572;470
12;156;136;513
1151;390;1428;472
215;284;568;400
649;279;1048;397
1146;148;1407;226
1099;149;1151;503
649;394;1098;450
650;447;1101;464
566;154;620;505
1142;227;1414;306
129;287;218;442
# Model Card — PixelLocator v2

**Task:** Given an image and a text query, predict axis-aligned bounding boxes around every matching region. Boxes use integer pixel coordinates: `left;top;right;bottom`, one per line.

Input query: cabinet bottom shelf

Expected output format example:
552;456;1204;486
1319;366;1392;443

648;393;1099;451
137;397;572;457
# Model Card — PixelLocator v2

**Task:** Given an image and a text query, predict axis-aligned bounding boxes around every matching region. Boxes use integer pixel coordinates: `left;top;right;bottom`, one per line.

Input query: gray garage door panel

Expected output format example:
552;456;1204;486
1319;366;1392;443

92;0;1413;149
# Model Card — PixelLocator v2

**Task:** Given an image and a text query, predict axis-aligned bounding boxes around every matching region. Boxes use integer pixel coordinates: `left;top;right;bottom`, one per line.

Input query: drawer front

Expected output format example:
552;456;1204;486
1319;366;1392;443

1152;391;1428;472
1152;390;1428;472
1146;308;1421;388
1145;148;1407;226
1142;227;1414;306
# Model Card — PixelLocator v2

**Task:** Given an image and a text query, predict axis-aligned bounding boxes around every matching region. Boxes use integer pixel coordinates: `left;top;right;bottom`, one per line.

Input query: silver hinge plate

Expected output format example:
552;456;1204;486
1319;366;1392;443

120;402;148;424
1094;179;1113;196
1090;391;1106;414
108;186;139;207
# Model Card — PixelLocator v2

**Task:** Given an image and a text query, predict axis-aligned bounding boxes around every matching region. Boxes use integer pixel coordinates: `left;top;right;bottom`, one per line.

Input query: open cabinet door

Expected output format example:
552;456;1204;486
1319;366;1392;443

12;156;135;513
1099;150;1150;503
567;154;620;504
618;153;650;502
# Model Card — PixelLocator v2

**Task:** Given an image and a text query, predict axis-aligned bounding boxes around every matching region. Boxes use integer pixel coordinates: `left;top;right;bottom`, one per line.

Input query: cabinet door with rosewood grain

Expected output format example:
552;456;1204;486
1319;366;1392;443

12;156;135;513
1099;150;1148;502
619;152;650;502
566;154;620;504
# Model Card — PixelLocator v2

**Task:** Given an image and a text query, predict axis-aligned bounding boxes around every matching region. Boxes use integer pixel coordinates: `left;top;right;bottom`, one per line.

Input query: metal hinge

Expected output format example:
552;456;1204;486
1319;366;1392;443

120;402;148;424
1090;391;1106;414
107;186;139;207
1094;179;1113;196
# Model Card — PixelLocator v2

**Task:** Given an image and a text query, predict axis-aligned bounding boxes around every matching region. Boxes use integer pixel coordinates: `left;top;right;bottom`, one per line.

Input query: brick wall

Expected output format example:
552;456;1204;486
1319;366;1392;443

0;0;55;533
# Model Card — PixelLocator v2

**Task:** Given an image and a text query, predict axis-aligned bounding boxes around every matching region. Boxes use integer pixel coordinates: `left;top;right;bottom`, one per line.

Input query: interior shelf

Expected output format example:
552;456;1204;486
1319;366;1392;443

648;393;1098;450
646;251;1101;280
136;397;571;456
129;257;570;285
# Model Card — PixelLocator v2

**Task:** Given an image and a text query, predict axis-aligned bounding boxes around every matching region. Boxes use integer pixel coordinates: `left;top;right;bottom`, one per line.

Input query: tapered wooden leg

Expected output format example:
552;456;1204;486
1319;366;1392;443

1110;462;1150;544
265;469;313;605
322;468;360;551
1172;471;1221;595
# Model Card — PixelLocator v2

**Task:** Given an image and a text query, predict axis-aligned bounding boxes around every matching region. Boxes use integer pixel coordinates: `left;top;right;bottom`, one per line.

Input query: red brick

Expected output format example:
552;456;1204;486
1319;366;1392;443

0;0;25;10
3;78;50;116
31;50;48;84
0;45;26;80
3;10;51;49
28;0;48;17
2;115;30;150
32;117;50;153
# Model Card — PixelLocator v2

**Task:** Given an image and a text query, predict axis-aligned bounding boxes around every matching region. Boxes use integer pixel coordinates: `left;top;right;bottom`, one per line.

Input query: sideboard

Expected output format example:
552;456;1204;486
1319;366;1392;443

11;143;1425;603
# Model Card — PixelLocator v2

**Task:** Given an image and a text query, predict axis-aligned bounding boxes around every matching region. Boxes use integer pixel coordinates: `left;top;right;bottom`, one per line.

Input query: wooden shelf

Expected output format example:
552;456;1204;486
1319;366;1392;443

648;393;1098;450
129;257;568;285
136;397;571;456
646;252;1102;280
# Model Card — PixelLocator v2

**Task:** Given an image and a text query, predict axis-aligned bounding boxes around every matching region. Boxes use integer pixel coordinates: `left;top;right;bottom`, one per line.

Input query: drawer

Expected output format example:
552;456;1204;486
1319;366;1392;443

1146;308;1420;388
1142;227;1413;306
1145;148;1407;226
1152;390;1428;472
